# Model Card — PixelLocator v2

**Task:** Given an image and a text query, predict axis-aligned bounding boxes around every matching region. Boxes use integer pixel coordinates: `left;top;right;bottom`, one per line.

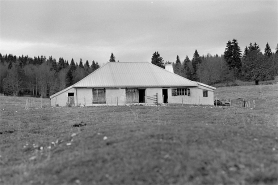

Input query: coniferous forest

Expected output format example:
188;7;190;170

152;40;278;86
0;55;99;97
1;40;277;98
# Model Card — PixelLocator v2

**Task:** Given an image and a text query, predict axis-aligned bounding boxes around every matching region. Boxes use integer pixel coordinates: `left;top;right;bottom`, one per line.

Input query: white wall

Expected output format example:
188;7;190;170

105;88;126;105
145;88;163;104
168;89;191;104
50;87;76;107
168;87;214;105
196;86;214;105
51;86;214;106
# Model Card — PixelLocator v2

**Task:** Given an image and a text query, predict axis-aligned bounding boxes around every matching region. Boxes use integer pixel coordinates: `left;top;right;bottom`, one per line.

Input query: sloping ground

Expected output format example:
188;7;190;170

0;85;278;185
215;83;278;112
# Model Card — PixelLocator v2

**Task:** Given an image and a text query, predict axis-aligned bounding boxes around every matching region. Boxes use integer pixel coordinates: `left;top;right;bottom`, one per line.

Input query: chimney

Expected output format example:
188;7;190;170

165;63;174;73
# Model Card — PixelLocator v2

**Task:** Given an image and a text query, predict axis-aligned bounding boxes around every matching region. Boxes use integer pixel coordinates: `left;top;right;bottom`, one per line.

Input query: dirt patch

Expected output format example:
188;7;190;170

72;122;87;127
0;129;15;134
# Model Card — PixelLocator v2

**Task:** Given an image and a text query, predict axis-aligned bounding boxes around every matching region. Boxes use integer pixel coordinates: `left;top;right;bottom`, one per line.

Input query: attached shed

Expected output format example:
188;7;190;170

50;62;215;106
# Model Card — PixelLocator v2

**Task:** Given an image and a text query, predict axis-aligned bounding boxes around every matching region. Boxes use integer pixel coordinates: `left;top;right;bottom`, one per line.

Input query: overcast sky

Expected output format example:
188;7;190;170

0;0;277;64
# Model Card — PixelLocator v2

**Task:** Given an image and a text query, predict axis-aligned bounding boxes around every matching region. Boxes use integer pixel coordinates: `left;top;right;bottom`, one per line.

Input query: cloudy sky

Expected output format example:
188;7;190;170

0;0;277;64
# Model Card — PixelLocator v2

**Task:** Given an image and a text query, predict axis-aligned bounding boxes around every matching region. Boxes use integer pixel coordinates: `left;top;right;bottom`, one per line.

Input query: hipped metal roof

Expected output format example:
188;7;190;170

50;62;216;99
74;62;198;88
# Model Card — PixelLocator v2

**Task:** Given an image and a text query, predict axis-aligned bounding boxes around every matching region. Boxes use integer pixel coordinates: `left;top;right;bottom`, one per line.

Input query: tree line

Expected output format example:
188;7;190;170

1;40;277;97
151;40;278;85
0;54;99;97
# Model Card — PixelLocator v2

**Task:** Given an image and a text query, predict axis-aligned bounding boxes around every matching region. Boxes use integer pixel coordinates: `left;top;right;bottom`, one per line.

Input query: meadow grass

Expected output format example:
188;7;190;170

0;84;278;185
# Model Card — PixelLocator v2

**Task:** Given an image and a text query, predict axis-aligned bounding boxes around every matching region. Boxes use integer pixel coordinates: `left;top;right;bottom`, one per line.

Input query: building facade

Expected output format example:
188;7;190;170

50;62;215;106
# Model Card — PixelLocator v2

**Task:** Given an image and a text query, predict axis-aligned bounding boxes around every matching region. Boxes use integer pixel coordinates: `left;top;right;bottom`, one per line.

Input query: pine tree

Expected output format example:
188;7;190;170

183;55;193;79
109;53;116;62
192;50;201;80
91;60;96;71
242;51;274;85
49;56;57;72
242;46;248;59
224;40;232;61
85;60;90;68
84;60;90;74
242;42;275;84
173;55;182;76
231;39;242;69
70;58;76;70
247;43;260;52
58;58;65;71
264;43;272;57
79;59;84;68
224;39;242;71
65;59;76;87
254;42;260;51
151;51;164;68
65;69;74;87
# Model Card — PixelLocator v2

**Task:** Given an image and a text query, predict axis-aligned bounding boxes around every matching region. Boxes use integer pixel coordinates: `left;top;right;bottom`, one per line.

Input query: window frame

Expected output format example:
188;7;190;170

172;88;191;96
92;88;106;104
203;90;208;97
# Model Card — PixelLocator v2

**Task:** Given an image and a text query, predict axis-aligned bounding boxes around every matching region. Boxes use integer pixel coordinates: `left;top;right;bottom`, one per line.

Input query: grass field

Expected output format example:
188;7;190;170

0;84;278;185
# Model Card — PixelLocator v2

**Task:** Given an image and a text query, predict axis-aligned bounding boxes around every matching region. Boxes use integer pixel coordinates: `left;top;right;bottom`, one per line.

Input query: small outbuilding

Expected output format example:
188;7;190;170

50;62;215;106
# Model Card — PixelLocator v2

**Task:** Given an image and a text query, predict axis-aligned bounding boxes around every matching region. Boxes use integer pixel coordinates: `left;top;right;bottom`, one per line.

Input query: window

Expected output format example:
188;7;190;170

68;93;74;96
172;88;190;96
93;89;106;104
203;90;208;97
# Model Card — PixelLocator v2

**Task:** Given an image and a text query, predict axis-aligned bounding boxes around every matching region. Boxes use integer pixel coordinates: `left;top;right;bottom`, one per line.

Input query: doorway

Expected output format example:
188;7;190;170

138;89;145;103
162;89;168;103
68;92;75;106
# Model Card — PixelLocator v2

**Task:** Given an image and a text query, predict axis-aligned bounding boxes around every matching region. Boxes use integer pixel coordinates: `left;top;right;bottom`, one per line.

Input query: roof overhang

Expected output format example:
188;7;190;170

50;85;74;99
197;82;216;90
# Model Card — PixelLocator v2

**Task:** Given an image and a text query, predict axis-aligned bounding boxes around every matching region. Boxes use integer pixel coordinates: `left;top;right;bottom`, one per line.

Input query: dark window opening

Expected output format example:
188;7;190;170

162;89;168;103
203;90;208;97
68;92;74;96
138;89;145;103
93;89;106;104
